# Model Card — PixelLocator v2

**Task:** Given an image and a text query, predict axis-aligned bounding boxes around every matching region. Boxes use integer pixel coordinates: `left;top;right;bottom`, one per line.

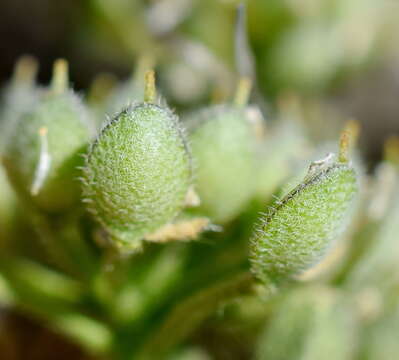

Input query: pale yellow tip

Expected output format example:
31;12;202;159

39;126;48;136
144;70;156;103
339;131;350;164
51;59;69;94
344;119;361;147
234;76;252;107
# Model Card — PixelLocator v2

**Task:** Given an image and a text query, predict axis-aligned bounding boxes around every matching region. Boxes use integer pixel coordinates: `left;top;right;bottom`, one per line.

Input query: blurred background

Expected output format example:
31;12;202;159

1;0;399;358
1;0;399;164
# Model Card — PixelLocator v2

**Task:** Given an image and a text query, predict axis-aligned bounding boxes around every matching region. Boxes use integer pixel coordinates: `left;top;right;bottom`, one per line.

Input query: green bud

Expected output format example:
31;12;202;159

2;59;91;212
250;137;358;284
187;78;256;223
82;71;191;249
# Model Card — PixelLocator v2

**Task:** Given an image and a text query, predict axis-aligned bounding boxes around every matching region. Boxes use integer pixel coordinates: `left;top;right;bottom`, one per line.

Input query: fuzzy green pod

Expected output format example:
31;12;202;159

187;79;256;223
256;286;356;360
250;139;358;284
82;71;191;249
2;60;91;212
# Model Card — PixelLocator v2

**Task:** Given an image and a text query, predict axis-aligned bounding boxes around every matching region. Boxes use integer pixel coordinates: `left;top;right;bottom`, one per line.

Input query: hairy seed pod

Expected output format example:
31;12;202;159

82;71;191;249
256;286;356;360
187;78;256;223
2;60;91;212
250;140;358;284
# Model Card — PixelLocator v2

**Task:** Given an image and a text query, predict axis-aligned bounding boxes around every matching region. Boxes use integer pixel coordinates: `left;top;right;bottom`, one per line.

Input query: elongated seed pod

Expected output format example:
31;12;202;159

187;79;256;223
2;60;91;212
82;71;191;249
250;138;358;284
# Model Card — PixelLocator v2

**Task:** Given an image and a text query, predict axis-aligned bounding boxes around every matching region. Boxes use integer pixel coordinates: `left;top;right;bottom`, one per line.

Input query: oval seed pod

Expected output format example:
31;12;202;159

187;78;257;223
2;59;91;212
82;71;191;249
250;133;358;284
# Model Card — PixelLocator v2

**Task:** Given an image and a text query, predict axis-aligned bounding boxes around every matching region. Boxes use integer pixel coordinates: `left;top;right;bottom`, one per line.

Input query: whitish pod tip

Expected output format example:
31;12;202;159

51;59;69;94
31;126;51;196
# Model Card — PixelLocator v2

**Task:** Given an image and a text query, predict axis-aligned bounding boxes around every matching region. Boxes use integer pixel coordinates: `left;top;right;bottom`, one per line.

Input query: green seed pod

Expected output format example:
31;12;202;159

82;71;191;249
187;78;256;223
2;59;91;212
256;286;357;360
250;134;358;284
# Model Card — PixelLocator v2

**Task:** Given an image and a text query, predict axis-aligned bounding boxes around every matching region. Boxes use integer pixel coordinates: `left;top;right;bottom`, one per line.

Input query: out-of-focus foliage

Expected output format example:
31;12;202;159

1;0;399;359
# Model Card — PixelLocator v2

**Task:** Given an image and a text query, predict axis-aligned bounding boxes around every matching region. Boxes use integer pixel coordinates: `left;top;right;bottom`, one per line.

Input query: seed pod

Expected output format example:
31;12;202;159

187;78;256;223
250;134;358;284
82;71;191;249
2;59;91;212
256;286;357;360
